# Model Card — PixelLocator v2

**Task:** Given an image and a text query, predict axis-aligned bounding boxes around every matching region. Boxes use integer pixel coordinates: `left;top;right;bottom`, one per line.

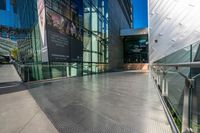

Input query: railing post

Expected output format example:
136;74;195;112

152;63;200;133
182;78;194;133
28;67;30;82
190;74;200;133
157;69;161;86
161;71;168;96
162;77;168;96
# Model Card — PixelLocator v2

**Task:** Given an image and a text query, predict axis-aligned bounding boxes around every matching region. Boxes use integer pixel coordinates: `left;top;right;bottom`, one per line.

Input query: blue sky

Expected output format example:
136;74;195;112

133;0;148;28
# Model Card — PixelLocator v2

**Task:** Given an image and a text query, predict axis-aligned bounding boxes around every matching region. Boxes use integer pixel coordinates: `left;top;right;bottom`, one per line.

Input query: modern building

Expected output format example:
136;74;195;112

149;0;200;64
108;0;133;70
149;0;200;132
0;0;20;28
121;28;148;70
0;0;132;81
2;0;200;133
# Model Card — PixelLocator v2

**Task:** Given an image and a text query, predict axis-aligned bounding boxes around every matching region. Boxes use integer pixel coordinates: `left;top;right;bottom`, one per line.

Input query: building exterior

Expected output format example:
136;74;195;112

149;0;200;64
0;0;20;28
0;0;132;81
149;0;200;132
108;0;132;70
0;0;33;40
121;28;148;64
120;28;148;70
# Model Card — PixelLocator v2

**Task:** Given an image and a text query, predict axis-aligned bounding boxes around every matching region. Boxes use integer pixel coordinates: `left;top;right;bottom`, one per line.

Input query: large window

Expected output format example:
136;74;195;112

0;0;6;10
124;35;148;63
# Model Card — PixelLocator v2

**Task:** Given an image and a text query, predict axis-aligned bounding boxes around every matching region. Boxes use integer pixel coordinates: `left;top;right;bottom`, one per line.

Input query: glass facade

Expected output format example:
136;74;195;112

0;0;108;81
0;0;20;28
0;0;6;10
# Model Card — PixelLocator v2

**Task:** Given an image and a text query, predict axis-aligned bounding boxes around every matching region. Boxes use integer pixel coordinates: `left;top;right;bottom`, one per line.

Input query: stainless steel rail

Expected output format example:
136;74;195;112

153;62;200;68
151;63;200;133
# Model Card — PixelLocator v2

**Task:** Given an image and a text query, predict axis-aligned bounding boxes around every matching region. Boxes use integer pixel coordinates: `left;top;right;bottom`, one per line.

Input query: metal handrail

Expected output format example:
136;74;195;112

153;62;200;68
151;65;198;133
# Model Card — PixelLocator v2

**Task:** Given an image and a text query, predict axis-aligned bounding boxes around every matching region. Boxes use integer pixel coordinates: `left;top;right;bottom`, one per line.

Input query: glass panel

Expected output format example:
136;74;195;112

92;0;98;7
83;30;91;62
191;75;200;132
92;63;98;73
51;63;67;78
92;52;98;62
191;43;200;132
91;7;98;33
92;34;98;52
98;43;104;63
83;63;91;75
192;42;200;61
83;0;91;30
0;0;6;10
70;63;77;77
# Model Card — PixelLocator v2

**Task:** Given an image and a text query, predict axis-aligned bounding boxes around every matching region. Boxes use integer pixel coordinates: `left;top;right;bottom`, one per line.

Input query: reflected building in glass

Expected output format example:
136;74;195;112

0;0;132;81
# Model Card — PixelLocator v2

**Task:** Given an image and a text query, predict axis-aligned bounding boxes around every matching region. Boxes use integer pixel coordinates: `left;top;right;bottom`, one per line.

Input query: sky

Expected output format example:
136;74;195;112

133;0;148;29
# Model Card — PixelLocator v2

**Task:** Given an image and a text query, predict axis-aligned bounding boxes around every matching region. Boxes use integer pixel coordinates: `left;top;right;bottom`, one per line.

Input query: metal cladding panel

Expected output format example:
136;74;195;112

149;0;200;63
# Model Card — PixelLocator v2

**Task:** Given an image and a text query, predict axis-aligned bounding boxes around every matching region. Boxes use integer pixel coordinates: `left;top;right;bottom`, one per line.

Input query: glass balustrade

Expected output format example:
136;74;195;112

13;62;109;82
151;41;200;133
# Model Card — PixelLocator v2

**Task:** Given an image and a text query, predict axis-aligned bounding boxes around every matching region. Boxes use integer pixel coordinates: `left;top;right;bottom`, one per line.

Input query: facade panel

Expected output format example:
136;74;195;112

149;0;200;63
108;0;132;70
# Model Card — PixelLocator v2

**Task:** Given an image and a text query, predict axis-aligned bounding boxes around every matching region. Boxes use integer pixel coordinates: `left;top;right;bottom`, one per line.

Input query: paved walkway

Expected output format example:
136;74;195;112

0;71;172;133
0;64;21;84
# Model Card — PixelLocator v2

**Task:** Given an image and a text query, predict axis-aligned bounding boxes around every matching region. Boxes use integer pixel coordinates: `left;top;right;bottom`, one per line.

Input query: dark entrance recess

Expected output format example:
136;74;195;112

124;35;148;63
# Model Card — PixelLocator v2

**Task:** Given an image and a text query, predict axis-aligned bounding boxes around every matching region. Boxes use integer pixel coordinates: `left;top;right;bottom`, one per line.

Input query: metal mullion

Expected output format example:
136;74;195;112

89;3;92;73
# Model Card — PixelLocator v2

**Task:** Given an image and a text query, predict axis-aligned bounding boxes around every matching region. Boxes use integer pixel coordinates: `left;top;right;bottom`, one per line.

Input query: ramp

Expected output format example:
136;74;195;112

0;64;22;84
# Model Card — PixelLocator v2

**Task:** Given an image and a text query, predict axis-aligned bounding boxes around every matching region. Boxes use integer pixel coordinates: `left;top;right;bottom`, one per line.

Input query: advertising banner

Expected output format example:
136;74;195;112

46;8;70;62
46;8;83;62
70;37;83;62
44;0;84;62
37;0;48;62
